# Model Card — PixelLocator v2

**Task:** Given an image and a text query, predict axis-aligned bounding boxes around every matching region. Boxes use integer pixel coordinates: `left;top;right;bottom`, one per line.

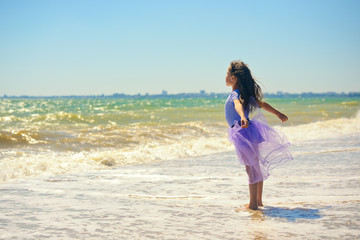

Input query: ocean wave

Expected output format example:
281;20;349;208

278;110;360;143
0;121;225;150
341;101;359;106
0;130;48;146
0;134;233;183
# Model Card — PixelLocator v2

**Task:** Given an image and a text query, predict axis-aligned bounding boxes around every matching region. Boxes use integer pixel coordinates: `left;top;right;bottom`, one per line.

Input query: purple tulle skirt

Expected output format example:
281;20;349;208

228;108;293;184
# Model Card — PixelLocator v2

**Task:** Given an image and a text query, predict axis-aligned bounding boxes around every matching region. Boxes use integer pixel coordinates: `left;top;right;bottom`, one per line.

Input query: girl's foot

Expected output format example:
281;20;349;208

235;204;261;212
257;201;263;207
248;203;259;210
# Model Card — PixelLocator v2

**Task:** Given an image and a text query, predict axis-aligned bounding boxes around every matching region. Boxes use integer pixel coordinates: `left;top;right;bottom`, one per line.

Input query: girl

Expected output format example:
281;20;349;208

225;60;292;210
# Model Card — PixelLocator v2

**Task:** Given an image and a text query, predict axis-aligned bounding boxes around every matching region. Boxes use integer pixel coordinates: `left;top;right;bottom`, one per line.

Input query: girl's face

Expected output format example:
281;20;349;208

225;67;237;87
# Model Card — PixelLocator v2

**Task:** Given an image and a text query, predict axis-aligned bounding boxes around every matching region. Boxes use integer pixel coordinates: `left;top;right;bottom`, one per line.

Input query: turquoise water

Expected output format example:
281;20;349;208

1;97;359;147
1;97;358;127
263;97;360;125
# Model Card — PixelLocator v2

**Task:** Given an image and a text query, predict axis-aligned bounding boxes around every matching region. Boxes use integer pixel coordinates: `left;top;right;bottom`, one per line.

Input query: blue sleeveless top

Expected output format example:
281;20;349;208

224;89;249;127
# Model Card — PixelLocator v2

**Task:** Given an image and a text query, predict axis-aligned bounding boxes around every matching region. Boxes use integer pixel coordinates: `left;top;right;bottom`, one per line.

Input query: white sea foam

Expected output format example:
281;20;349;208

277;110;360;144
0;136;234;183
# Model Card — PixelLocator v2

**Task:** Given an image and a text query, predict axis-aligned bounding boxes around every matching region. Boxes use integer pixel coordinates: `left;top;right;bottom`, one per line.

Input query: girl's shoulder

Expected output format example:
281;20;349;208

229;89;240;102
232;89;240;97
233;89;240;94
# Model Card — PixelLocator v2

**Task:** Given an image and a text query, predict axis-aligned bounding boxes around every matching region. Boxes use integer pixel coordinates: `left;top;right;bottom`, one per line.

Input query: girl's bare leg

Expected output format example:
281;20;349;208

248;183;258;210
252;144;263;207
257;181;263;207
246;165;259;210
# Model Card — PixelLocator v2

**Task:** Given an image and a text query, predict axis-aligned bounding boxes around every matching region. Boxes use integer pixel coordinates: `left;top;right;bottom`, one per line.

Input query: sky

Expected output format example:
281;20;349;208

0;0;359;96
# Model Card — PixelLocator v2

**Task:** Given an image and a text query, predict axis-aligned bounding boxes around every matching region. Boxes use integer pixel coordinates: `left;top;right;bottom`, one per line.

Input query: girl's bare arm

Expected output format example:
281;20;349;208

259;101;288;122
234;99;249;128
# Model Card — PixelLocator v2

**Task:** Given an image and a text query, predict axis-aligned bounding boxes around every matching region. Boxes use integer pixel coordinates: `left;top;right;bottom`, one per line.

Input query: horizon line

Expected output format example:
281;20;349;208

1;91;359;98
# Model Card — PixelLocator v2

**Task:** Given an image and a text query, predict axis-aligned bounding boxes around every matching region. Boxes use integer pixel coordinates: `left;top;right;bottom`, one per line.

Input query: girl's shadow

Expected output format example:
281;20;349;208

262;206;324;222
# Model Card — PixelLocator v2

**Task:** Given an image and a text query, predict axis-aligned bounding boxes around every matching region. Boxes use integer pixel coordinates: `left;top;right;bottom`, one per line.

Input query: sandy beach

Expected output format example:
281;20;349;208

1;0;360;238
1;132;359;239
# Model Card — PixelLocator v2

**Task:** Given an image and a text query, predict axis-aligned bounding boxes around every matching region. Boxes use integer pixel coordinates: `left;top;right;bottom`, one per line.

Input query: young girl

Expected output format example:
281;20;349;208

225;60;292;210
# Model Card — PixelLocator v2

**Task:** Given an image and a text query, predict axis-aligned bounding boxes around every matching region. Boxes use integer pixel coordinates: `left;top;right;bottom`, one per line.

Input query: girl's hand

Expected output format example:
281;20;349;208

277;112;288;122
241;119;249;128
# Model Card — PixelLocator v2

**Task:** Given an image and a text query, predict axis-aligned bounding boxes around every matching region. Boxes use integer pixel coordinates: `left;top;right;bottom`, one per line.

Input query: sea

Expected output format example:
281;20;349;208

0;96;359;239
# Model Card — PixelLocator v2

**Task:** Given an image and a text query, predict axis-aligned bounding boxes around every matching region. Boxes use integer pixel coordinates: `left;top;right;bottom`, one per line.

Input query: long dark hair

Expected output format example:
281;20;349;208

229;60;263;112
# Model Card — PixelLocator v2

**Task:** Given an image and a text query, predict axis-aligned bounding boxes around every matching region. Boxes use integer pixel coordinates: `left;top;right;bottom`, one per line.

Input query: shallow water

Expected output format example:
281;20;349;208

0;133;359;239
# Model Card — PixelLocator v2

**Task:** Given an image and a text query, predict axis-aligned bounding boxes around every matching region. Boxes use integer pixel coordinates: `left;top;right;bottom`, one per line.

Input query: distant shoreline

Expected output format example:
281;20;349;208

1;91;359;99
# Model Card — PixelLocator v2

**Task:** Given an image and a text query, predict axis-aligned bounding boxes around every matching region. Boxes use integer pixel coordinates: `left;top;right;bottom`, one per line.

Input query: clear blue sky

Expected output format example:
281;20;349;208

0;0;359;96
